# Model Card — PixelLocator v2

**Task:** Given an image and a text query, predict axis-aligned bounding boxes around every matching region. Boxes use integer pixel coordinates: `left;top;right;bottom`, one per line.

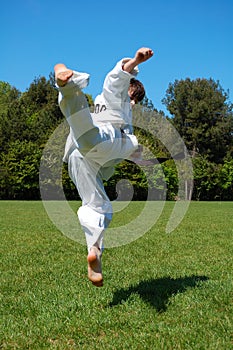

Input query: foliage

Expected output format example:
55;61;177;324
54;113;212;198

0;75;232;200
192;156;221;200
191;156;233;201
218;159;233;200
0;140;41;199
161;161;178;200
105;160;148;200
163;78;233;163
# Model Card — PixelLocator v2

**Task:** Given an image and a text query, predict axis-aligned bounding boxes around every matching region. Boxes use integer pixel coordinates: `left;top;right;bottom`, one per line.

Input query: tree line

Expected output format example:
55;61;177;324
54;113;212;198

0;74;232;201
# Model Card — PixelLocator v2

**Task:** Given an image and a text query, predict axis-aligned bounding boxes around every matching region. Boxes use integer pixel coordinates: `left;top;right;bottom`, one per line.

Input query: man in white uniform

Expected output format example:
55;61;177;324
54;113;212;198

54;47;153;287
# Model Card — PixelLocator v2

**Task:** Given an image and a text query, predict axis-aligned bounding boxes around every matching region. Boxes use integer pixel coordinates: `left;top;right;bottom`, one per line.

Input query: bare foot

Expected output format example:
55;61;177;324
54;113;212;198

87;246;103;287
54;63;73;87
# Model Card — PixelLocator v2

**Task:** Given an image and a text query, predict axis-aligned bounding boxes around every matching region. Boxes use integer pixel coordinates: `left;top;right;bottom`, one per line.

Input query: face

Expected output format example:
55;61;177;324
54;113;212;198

128;86;138;105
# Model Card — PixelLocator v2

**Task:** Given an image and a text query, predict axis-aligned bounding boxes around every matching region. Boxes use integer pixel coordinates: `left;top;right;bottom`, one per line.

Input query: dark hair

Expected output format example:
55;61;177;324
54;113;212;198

130;78;145;102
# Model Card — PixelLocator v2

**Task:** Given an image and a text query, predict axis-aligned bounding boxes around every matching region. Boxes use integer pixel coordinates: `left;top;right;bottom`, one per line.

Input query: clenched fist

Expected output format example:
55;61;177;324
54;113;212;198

135;48;154;64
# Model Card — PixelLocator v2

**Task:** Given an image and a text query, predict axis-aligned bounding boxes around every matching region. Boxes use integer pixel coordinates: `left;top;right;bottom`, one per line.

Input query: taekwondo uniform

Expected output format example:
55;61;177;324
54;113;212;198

58;58;139;252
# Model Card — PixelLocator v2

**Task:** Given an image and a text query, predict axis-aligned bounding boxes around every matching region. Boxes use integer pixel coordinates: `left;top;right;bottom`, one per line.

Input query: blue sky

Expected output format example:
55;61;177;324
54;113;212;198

1;0;232;114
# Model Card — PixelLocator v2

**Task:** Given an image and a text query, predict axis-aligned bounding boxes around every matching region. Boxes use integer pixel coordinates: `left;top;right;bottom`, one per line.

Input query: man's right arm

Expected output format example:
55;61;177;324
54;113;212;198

122;47;154;73
101;58;138;108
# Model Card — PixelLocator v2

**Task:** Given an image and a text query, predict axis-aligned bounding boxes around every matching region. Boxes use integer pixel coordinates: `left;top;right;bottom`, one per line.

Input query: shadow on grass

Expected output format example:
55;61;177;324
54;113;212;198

109;275;209;312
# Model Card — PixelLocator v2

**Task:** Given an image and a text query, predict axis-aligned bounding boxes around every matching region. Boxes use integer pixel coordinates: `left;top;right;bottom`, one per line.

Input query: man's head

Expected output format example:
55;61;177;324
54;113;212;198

128;78;145;105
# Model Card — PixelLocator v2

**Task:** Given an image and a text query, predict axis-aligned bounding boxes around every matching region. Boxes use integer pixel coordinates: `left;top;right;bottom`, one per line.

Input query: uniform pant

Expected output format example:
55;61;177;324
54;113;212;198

58;72;138;251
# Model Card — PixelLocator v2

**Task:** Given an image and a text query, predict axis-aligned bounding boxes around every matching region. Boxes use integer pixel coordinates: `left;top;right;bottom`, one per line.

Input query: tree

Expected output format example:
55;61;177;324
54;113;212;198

104;160;148;200
0;75;232;201
0;140;41;199
219;159;233;200
192;156;221;200
0;82;21;152
162;78;233;163
0;81;20;115
0;76;101;200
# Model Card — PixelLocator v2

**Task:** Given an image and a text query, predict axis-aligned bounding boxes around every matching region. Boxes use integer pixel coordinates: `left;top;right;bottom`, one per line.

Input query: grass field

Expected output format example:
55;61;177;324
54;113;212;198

1;201;233;349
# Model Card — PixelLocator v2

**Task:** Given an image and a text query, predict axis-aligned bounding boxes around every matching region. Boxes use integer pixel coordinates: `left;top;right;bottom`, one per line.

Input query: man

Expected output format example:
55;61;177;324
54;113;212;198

54;47;153;287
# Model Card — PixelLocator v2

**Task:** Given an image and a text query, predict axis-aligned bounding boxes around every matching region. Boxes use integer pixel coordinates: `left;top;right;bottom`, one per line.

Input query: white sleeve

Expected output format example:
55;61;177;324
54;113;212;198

102;58;139;109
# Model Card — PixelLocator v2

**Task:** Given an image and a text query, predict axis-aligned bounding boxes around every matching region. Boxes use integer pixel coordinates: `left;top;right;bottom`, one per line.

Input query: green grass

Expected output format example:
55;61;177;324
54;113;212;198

1;201;233;349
